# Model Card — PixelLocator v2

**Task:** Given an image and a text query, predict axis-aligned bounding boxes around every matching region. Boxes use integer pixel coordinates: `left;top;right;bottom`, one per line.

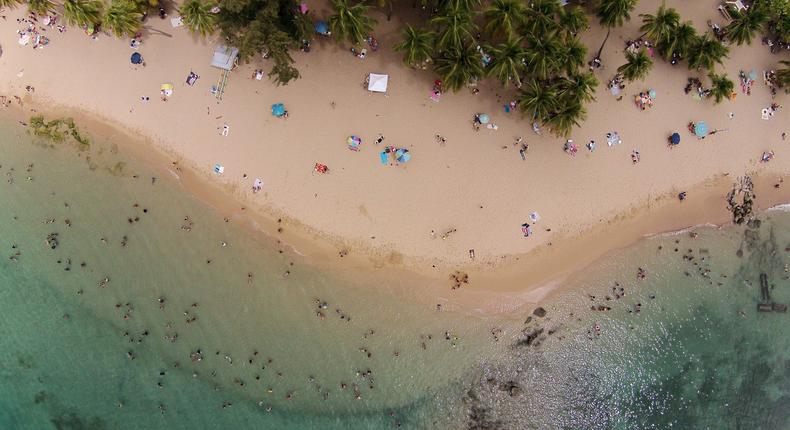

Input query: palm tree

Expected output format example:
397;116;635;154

431;3;476;53
28;0;55;15
0;0;22;10
518;78;558;123
617;48;653;81
639;3;679;45
558;6;588;36
329;0;377;46
687;32;729;71
558;72;598;103
393;25;434;67
658;20;696;60
483;0;525;40
725;4;768;45
524;31;560;79
594;0;637;62
433;44;485;92
559;35;587;75
179;0;217;37
777;60;790;91
62;0;103;27
523;0;559;36
487;37;525;87
104;0;142;37
547;101;585;137
707;72;734;103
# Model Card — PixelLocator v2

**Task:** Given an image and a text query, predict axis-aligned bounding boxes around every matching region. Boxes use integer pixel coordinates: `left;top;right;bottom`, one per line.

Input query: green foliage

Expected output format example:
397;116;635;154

657;20;696;60
431;2;476;53
28;115;90;149
764;0;790;41
596;0;637;28
63;0;103;27
524;31;560;79
523;0;559;35
483;0;525;40
725;3;768;45
433;44;485;92
393;25;434;67
486;37;525;87
687;32;729;71
617;48;653;81
557;6;588;35
217;0;308;85
329;0;376;46
707;72;734;103
179;0;217;37
558;71;598;103
559;34;587;75
518;78;558;122
104;0;142;38
547;99;585;137
639;3;680;45
27;0;55;15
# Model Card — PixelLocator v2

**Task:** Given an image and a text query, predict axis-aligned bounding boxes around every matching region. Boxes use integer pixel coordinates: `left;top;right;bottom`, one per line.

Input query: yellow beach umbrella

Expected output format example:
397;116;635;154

161;83;174;91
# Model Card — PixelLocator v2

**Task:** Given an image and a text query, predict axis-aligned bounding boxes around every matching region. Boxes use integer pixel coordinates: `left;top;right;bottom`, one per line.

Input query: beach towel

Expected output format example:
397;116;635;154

761;109;770;120
213;164;224;174
430;91;441;102
379;152;388;165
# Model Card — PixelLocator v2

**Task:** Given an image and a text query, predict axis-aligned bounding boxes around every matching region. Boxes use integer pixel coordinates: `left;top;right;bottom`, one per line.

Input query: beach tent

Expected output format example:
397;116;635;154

694;121;709;137
367;73;389;93
670;132;681;145
211;45;239;71
315;21;329;35
271;103;286;117
130;52;143;64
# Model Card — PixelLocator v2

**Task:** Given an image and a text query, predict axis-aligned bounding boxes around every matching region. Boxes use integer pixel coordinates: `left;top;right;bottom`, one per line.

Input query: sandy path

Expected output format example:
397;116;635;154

0;0;787;280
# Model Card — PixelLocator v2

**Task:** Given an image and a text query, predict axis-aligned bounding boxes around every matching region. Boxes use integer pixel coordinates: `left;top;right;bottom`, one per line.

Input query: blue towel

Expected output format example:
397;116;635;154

379;152;388;164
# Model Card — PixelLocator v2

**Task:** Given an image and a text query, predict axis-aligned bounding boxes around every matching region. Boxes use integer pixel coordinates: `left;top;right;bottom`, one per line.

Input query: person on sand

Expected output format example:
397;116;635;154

221;123;229;136
521;223;532;237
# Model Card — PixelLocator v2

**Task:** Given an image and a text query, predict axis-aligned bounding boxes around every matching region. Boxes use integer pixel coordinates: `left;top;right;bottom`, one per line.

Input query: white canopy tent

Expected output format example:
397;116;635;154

367;73;389;93
211;45;239;71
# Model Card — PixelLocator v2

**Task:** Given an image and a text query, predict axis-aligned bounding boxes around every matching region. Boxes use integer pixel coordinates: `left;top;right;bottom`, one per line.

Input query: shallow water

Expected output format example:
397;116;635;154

1;113;789;430
0;115;502;429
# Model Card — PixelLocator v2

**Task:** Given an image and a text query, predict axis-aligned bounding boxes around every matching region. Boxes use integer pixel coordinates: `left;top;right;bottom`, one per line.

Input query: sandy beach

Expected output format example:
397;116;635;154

0;0;788;298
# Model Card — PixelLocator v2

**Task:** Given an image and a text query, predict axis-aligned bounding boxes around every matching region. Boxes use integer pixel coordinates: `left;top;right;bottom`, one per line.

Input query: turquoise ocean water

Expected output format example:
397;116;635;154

0;114;788;429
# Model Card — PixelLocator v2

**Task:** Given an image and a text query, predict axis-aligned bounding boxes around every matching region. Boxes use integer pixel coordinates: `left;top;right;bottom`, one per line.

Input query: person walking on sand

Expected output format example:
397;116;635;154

221;123;229;136
521;223;532;237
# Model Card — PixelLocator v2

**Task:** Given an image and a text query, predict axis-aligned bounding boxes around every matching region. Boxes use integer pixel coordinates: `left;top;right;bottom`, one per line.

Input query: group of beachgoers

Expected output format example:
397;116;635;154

14;13;64;50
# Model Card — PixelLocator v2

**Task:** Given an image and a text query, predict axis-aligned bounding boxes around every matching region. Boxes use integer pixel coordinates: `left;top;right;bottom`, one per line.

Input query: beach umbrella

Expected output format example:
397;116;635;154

694;121;709;137
748;70;758;81
271;103;285;117
395;149;411;162
130;52;143;64
161;83;174;91
670;132;681;145
347;135;361;145
648;88;657;99
315;21;329;35
477;113;490;124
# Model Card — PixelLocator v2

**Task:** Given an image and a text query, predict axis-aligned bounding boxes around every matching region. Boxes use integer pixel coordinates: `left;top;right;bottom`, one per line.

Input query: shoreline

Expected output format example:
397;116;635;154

6;100;790;317
1;1;788;314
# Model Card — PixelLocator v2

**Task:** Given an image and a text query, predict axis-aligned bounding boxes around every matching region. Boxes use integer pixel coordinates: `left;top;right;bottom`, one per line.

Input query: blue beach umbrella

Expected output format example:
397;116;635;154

748;70;758;81
694;121;709;138
648;88;657;99
670;132;681;145
315;21;329;35
271;103;285;117
395;149;411;162
477;113;490;124
130;52;143;64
